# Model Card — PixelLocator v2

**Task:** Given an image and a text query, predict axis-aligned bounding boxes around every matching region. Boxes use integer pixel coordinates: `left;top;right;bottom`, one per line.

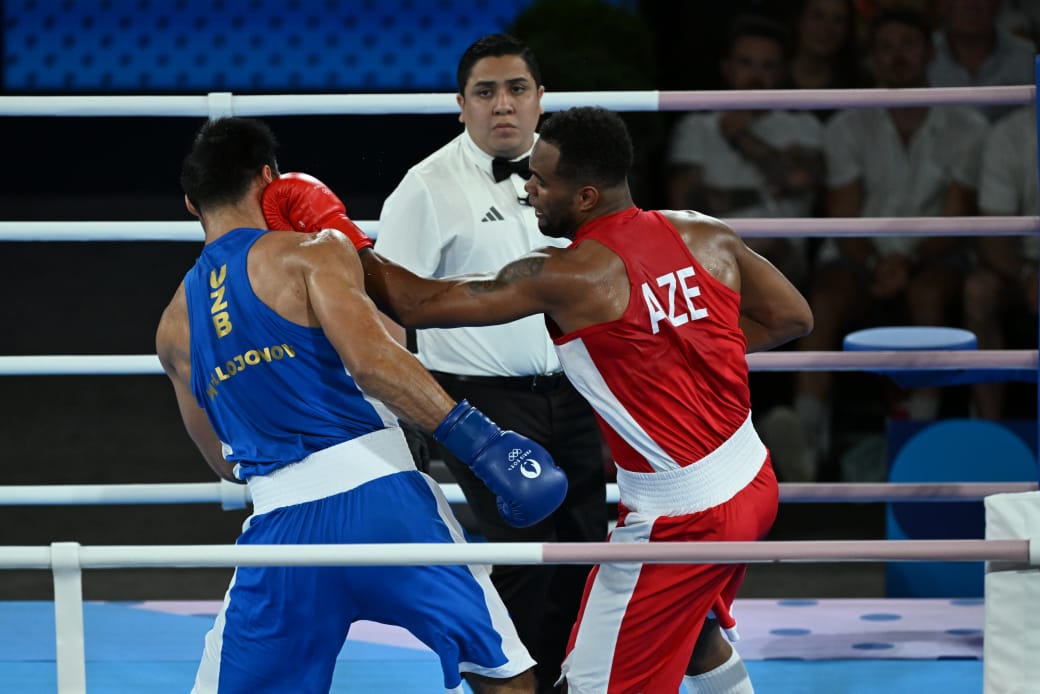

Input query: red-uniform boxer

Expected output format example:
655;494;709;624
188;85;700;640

267;107;813;694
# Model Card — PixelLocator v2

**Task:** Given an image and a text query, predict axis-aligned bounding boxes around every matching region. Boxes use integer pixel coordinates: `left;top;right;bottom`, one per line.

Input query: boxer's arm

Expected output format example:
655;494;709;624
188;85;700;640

291;230;455;431
298;232;568;527
359;247;567;329
263;171;568;328
155;286;238;482
735;238;814;352
660;210;812;353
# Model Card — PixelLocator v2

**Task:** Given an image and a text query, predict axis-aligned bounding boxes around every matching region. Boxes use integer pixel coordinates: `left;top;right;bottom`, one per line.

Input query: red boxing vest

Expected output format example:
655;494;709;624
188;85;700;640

549;207;751;474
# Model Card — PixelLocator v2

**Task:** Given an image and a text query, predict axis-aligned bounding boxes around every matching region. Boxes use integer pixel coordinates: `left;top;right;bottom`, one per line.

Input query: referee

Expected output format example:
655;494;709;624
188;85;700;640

374;34;606;694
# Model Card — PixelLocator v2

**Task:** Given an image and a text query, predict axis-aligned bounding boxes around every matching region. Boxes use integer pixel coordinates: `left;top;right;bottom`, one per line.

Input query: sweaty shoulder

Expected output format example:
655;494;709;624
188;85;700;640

658;209;741;290
249;229;361;326
252;227;354;270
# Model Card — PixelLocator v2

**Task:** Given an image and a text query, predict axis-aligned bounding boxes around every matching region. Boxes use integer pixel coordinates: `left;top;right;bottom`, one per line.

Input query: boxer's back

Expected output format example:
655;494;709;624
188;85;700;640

184;227;396;479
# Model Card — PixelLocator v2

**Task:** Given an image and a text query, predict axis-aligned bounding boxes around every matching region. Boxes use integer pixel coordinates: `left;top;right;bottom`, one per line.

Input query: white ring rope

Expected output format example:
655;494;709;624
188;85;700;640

0;481;1033;509
0;351;1032;376
0;86;1030;117
655;85;1033;111
1;216;1037;243
0;481;254;509
745;349;1037;371
0;539;1030;569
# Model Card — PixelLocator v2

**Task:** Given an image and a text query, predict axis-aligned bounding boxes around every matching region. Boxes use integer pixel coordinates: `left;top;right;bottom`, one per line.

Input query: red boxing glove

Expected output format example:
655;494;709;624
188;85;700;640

261;172;374;251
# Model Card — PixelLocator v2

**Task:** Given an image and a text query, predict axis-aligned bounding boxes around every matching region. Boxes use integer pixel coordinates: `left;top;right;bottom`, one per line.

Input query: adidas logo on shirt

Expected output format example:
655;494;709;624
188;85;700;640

481;206;505;222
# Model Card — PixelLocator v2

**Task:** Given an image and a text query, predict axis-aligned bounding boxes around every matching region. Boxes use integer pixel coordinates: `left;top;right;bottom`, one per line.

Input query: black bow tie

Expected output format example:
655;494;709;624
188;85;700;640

492;156;531;182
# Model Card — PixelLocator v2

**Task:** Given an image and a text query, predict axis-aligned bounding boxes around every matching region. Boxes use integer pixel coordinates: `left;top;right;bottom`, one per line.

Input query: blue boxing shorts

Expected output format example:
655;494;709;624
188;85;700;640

191;429;535;694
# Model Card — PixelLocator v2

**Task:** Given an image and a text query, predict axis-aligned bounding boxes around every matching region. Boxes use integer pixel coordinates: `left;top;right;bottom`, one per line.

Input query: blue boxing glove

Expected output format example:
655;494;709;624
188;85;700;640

433;400;568;528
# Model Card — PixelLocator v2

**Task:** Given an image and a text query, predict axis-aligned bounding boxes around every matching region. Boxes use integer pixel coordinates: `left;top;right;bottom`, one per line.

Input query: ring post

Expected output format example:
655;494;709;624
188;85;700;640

983;492;1040;692
218;478;250;510
50;542;86;693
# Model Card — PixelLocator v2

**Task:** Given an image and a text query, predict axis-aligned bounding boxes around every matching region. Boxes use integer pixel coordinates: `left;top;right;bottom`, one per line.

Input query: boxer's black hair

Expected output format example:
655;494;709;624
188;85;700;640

538;107;632;188
181;117;279;212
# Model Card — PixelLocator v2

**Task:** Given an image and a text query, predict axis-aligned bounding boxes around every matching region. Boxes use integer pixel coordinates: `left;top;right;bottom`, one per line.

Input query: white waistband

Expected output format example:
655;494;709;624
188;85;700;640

614;414;766;516
247;428;416;515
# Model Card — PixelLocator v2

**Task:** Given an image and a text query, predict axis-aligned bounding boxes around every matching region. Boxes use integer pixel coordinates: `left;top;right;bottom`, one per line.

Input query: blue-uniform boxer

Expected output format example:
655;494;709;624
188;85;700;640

158;118;567;693
183;227;537;693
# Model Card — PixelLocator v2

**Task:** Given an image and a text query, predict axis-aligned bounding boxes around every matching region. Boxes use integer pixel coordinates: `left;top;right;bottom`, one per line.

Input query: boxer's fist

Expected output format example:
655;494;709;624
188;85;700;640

262;172;373;251
434;400;568;528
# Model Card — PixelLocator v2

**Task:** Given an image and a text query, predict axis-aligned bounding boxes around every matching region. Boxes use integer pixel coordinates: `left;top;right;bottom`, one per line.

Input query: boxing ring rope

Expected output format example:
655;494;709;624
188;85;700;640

5;538;1035;570
0;350;1034;375
0;480;1035;508
2;214;1037;242
5;84;1040;692
0;85;1030;117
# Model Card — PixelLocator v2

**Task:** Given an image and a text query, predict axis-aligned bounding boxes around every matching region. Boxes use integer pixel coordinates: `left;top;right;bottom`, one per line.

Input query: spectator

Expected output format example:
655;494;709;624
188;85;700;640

788;0;869;103
850;0;935;46
963;105;1038;419
666;13;823;290
927;0;1035;121
792;8;989;479
784;0;870;217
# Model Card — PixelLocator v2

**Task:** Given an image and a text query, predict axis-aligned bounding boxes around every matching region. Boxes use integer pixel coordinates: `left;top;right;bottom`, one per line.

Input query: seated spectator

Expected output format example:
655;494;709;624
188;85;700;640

784;0;869;216
792;8;989;480
788;0;869;104
963;105;1038;419
927;0;1035;121
850;0;935;46
666;12;823;291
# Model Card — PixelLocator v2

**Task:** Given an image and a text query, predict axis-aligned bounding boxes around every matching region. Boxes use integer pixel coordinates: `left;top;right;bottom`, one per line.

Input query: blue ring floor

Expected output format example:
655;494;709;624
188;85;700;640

0;599;983;692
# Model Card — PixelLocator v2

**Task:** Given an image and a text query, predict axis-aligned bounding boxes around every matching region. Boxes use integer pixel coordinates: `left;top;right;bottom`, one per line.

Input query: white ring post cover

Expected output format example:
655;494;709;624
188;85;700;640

50;541;86;693
984;491;1040;693
206;91;234;120
218;478;250;510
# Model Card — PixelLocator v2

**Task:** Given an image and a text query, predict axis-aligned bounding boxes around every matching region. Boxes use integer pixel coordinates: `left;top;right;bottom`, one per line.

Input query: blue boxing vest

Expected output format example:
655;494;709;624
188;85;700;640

184;227;398;480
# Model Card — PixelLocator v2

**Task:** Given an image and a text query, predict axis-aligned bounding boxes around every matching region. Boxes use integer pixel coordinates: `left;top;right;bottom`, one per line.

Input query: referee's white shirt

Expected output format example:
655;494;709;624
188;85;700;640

375;129;568;377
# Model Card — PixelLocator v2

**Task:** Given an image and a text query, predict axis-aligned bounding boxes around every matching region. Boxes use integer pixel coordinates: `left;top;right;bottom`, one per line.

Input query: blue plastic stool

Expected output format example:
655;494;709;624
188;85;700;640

845;326;978;351
843;326;1036;387
843;326;977;388
885;419;1037;597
